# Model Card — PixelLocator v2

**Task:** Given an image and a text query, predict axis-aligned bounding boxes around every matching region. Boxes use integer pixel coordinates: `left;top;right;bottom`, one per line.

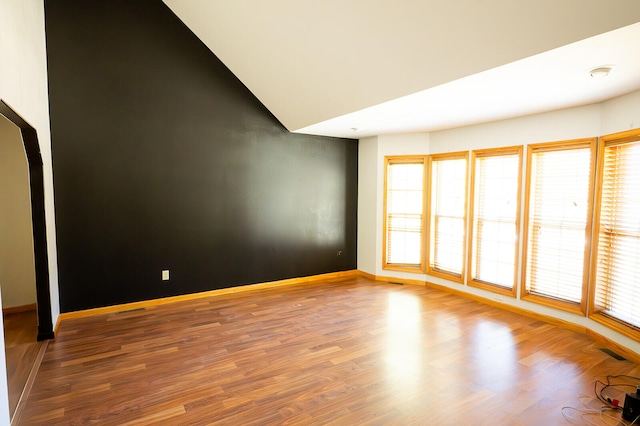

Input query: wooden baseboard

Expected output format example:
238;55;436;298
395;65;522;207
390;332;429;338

358;270;640;358
356;271;424;286
423;280;640;362
423;280;588;335
54;315;63;336
379;276;425;286
3;304;37;315
59;270;359;322
356;270;376;280
55;269;640;362
586;329;640;365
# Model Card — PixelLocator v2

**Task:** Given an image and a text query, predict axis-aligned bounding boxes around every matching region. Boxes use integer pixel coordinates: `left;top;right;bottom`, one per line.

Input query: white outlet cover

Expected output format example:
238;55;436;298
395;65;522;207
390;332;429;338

162;270;170;280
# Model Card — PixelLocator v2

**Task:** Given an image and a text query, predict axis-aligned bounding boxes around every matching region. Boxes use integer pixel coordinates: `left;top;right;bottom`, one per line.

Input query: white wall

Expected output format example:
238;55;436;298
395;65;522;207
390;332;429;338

357;136;379;273
357;133;430;277
0;114;37;308
358;89;640;356
602;90;640;135
0;0;58;319
0;1;58;423
429;103;602;153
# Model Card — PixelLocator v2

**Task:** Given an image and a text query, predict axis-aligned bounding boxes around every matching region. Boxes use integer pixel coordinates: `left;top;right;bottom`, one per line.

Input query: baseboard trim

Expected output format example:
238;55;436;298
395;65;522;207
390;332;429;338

356;270;376;280
356;271;424;286
59;270;359;322
55;269;640;361
3;304;37;315
422;279;588;334
422;280;640;362
363;270;587;334
358;270;639;358
586;329;640;365
54;315;62;336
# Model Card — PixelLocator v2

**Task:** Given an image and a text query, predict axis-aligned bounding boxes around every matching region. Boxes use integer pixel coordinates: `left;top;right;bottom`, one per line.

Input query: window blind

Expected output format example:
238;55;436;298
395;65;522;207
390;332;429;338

471;151;520;289
594;138;640;329
429;155;467;278
385;159;425;268
525;145;592;305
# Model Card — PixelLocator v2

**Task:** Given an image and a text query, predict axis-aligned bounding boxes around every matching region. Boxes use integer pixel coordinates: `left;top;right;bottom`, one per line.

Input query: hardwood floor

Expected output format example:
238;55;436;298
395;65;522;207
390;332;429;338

4;309;44;422
18;276;640;425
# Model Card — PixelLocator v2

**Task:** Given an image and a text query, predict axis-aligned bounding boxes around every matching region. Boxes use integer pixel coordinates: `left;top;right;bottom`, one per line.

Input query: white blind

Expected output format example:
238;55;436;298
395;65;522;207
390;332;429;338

430;157;466;276
386;161;424;266
471;153;519;288
594;139;640;328
526;147;591;303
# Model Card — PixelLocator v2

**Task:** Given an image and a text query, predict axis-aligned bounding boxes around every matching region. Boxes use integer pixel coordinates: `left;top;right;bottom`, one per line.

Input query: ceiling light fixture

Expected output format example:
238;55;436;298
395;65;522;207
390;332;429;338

589;66;613;78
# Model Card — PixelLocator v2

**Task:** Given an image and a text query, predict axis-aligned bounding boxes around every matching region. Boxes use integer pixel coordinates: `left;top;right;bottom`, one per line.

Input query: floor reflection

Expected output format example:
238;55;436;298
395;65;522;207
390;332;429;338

385;291;422;388
471;321;517;392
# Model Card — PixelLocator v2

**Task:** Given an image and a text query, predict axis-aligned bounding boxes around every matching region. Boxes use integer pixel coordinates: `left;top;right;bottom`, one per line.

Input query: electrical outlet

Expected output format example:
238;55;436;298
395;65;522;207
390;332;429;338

162;270;170;281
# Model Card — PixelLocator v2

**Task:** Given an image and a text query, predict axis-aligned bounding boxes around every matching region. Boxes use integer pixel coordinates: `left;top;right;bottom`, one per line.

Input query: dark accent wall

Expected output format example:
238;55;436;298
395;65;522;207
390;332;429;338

45;0;357;312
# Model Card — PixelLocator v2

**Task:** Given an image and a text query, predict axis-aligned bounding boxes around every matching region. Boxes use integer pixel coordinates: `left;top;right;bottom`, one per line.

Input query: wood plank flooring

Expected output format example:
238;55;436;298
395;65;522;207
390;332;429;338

3;309;43;421
18;276;640;425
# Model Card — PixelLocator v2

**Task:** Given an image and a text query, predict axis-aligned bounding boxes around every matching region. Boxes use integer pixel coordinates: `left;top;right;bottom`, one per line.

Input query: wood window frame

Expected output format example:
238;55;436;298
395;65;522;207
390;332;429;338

467;146;523;297
588;128;640;341
426;151;469;283
382;155;427;273
520;138;596;315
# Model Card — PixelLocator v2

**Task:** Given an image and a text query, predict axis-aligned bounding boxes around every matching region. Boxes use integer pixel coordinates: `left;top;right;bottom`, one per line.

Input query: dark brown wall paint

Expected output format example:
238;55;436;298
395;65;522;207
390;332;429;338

45;0;357;312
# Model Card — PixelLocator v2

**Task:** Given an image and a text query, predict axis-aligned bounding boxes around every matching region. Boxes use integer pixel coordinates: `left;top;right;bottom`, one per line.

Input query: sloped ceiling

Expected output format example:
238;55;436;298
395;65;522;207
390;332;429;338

163;0;640;138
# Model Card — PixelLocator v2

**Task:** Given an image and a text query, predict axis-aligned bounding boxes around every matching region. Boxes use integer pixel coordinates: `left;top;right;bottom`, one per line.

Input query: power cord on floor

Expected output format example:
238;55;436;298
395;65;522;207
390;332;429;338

595;375;640;409
561;401;638;425
562;394;618;426
561;405;605;425
561;376;640;426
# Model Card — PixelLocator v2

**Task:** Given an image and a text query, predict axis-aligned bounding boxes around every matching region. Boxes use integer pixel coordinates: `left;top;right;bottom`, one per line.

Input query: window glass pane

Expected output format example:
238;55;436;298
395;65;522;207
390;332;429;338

430;156;466;276
385;159;425;268
471;153;519;288
388;215;422;264
525;146;591;303
475;221;516;285
594;140;640;328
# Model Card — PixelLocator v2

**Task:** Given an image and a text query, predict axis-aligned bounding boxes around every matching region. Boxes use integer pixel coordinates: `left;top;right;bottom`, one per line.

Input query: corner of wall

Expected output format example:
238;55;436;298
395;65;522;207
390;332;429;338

357;136;379;275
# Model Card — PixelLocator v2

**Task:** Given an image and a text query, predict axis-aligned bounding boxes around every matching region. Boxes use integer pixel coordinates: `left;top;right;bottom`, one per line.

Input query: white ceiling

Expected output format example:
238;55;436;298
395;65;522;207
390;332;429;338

163;1;640;139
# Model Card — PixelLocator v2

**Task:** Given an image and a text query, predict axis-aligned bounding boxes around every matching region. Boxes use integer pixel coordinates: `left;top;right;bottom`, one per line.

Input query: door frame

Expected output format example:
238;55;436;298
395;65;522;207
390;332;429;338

0;100;54;341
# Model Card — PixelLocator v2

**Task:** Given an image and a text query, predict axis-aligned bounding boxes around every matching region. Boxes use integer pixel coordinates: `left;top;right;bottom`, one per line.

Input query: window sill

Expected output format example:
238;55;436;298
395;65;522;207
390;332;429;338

427;267;464;284
382;264;426;274
589;312;640;343
468;279;516;297
521;292;585;316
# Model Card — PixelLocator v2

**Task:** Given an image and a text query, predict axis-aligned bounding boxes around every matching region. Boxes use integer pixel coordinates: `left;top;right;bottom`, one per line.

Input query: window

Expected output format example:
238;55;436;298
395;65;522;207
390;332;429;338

383;156;427;272
590;129;640;339
427;152;468;282
468;147;522;295
522;139;596;314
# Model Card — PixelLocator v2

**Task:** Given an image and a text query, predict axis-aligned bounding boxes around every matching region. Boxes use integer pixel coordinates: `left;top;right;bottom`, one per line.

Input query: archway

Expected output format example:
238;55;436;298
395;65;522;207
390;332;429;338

0;100;53;341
